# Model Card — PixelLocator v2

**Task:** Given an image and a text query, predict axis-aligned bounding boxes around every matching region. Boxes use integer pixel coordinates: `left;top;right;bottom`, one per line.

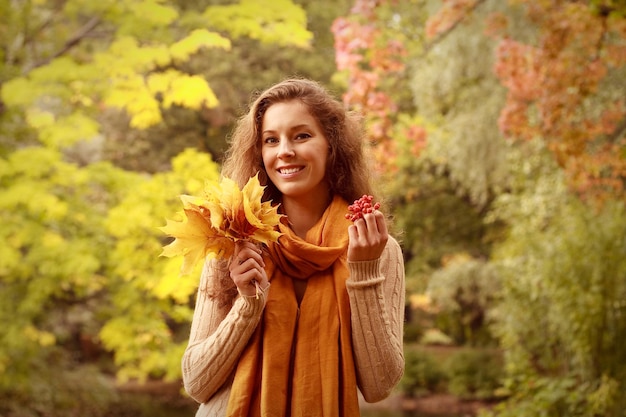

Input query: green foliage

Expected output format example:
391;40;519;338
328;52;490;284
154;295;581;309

480;374;622;417
419;328;454;346
409;0;513;208
428;255;500;346
0;362;118;417
401;346;504;401
0;0;313;154
445;349;503;400
486;140;626;416
400;346;448;397
385;135;499;294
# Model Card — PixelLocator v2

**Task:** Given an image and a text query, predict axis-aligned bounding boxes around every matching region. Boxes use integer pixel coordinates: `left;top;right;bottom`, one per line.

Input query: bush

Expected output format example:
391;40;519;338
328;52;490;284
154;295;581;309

400;347;448;397
0;361;117;417
403;320;424;343
420;328;454;346
445;349;503;400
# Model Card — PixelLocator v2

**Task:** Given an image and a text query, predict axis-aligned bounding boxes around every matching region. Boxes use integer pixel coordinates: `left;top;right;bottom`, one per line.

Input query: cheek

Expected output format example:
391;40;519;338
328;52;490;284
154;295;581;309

319;146;331;172
260;148;272;168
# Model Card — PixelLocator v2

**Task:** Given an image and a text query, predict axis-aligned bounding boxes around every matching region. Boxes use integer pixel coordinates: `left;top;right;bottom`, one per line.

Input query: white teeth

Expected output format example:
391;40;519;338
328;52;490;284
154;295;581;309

279;167;301;174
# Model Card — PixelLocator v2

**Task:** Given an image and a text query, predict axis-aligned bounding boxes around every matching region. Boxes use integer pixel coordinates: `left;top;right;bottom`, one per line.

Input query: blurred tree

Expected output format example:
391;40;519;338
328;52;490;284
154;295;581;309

424;1;626;415
411;0;515;208
0;0;315;414
388;128;501;294
399;0;516;346
485;140;626;416
428;253;500;346
332;0;506;306
428;0;626;203
99;149;221;383
335;10;626;417
332;0;421;169
98;0;352;173
0;0;316;167
0;147;138;414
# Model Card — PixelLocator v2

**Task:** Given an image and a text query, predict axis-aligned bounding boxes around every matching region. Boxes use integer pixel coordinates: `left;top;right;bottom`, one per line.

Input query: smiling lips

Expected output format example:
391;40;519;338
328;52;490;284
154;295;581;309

278;166;303;175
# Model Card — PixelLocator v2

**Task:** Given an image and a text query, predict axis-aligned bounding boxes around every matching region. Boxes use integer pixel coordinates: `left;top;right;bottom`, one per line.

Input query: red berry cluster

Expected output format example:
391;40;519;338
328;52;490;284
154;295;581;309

345;195;381;222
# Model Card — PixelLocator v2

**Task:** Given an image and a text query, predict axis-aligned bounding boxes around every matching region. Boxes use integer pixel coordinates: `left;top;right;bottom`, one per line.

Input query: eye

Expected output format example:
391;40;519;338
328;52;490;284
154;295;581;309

295;132;312;140
263;136;279;145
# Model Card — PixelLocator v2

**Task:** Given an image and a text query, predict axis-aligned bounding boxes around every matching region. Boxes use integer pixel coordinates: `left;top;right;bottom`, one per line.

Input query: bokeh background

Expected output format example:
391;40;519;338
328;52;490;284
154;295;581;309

1;1;625;416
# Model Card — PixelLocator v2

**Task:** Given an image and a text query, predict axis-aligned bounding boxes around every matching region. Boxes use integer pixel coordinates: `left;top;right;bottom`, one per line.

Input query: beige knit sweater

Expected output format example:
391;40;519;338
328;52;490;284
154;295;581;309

181;237;405;416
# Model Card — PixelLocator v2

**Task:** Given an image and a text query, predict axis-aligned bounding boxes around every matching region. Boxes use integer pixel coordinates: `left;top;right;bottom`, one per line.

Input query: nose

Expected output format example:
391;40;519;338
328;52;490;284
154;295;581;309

277;139;295;159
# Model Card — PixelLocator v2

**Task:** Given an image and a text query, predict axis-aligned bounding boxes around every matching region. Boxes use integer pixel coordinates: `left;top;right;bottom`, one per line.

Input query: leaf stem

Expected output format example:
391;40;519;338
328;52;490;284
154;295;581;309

254;280;261;299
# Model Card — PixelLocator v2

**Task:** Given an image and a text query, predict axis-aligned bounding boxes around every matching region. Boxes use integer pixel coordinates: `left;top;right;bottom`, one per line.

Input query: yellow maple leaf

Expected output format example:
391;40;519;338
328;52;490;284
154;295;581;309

242;174;283;245
159;208;230;275
159;174;283;275
202;174;283;244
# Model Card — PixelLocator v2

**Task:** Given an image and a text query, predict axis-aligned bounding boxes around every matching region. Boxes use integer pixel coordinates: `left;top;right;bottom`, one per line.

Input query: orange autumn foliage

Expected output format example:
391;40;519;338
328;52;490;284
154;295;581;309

427;0;626;203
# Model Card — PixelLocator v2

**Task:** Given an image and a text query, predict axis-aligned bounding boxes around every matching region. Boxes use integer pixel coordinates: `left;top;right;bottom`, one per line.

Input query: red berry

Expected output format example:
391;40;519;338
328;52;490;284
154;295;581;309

346;195;381;222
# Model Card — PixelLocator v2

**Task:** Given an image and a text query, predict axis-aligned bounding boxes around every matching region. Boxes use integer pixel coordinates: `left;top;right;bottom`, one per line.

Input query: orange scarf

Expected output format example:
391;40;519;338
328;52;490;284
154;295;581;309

226;196;360;417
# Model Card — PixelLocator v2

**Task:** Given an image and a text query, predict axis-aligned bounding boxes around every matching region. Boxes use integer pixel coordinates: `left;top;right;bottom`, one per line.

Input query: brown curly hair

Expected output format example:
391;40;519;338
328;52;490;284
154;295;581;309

221;78;374;203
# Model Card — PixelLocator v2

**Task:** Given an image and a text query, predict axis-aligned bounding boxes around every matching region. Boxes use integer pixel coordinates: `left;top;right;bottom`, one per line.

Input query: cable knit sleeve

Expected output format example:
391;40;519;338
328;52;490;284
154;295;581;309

181;260;268;405
346;236;405;403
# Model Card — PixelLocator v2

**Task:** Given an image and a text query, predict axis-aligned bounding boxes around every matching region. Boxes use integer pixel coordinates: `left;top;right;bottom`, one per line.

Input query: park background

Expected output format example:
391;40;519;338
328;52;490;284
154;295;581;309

1;0;625;416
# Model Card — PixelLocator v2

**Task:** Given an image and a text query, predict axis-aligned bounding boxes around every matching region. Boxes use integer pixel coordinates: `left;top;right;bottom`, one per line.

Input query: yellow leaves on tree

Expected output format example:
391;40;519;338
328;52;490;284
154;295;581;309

148;70;218;111
170;29;231;62
206;0;312;48
160;174;283;275
1;0;313;149
128;0;179;26
102;32;230;128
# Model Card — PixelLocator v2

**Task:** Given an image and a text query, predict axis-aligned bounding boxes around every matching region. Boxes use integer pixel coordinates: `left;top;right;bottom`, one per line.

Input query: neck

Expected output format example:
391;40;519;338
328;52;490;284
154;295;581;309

282;193;331;239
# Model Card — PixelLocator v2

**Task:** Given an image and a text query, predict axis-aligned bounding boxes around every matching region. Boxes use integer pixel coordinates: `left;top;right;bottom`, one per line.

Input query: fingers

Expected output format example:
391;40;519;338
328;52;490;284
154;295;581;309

229;241;268;297
232;240;264;267
351;211;388;239
347;211;388;262
232;267;268;297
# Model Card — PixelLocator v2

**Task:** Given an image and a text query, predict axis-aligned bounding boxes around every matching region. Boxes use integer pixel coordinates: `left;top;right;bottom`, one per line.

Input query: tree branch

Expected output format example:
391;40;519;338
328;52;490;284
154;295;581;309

607;114;626;144
422;0;488;55
23;16;101;74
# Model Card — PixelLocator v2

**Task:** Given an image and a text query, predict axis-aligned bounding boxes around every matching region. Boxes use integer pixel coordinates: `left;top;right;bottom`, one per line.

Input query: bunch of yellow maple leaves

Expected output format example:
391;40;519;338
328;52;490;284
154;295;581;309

159;174;283;276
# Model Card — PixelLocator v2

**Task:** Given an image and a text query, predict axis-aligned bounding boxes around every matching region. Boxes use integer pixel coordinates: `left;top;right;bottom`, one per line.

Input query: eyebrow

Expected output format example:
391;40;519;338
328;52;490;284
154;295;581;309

262;123;313;135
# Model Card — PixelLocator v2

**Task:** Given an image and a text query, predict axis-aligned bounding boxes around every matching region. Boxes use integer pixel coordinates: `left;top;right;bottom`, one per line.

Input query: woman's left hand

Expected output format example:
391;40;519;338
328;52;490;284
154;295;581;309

347;210;388;262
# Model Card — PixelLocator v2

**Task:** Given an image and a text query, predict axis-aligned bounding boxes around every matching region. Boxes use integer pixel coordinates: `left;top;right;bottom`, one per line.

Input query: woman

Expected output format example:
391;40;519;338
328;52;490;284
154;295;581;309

182;78;405;416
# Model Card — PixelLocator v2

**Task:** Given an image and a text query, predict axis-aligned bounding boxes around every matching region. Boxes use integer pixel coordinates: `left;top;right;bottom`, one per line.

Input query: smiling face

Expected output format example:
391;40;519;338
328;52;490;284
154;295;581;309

260;100;330;207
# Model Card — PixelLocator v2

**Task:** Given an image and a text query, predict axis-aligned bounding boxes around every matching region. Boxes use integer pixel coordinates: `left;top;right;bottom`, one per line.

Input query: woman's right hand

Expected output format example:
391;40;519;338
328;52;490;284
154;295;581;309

229;240;268;297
